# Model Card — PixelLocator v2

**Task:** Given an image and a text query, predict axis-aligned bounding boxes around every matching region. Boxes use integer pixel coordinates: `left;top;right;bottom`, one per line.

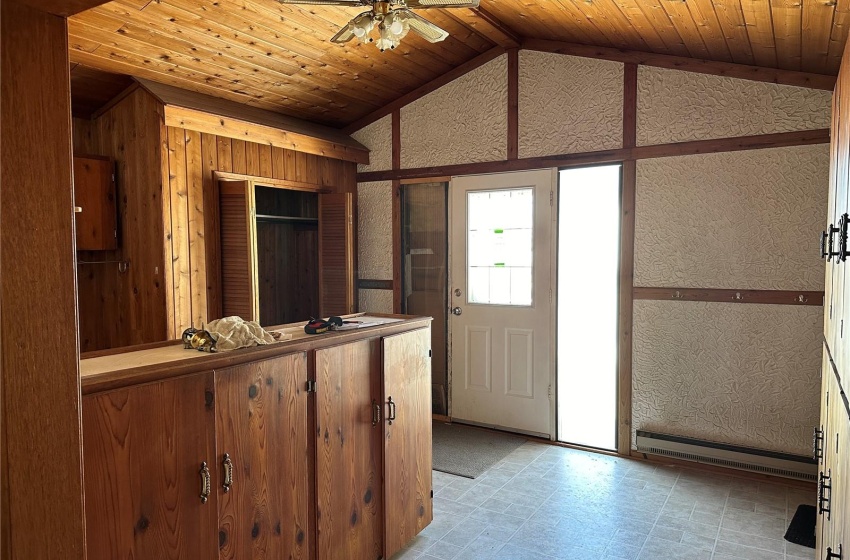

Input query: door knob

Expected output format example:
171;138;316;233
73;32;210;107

451;307;462;316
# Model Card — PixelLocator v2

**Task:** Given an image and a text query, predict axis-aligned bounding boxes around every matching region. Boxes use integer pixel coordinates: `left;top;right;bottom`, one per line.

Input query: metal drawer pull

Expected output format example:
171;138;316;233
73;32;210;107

222;453;233;493
372;400;381;426
200;461;211;504
814;427;824;461
828;224;841;262
819;470;832;519
387;396;396;425
827;545;843;559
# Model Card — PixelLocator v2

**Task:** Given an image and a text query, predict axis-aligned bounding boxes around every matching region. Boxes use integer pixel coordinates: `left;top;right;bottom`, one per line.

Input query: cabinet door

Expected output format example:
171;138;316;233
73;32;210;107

318;192;355;317
215;353;310;560
74;155;117;251
82;372;218;559
315;340;383;560
220;179;259;321
382;327;433;559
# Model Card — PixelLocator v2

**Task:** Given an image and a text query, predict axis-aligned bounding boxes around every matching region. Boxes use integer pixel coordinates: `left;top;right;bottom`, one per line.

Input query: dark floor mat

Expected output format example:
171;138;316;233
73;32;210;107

432;422;526;479
784;504;817;549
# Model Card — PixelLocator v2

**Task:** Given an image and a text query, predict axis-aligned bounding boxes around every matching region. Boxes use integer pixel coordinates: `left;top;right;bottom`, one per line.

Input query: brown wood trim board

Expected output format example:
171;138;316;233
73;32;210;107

507;48;519;160
522;39;836;91
633;287;825;306
356;129;831;183
616;64;637;454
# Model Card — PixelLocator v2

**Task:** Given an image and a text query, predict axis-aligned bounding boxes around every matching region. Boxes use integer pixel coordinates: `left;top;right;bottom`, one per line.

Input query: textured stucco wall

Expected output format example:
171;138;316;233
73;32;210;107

351;115;392;173
632;300;823;455
400;55;507;168
357;181;393;281
359;289;394;314
635;144;829;291
637;66;832;146
518;51;623;158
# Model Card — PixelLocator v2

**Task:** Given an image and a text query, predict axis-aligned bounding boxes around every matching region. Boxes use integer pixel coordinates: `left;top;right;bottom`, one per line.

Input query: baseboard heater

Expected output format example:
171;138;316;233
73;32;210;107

635;430;817;482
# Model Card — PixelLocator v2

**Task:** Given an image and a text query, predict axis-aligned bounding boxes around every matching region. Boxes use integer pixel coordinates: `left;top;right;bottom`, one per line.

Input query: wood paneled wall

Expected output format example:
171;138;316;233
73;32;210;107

72;87;169;352
1;1;86;557
163;128;357;337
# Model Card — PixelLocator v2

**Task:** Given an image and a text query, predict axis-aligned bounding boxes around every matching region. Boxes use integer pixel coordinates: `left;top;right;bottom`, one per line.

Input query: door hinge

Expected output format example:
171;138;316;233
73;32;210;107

428;349;432;358
548;384;552;399
305;380;317;393
549;190;553;206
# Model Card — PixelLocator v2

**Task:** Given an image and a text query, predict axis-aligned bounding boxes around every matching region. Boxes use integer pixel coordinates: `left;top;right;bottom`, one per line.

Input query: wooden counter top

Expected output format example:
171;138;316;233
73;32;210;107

80;314;431;395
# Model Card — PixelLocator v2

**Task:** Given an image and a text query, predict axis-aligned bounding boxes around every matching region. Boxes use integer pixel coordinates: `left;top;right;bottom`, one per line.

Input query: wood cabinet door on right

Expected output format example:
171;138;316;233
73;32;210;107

314;339;383;560
214;353;310;560
82;372;218;560
382;327;433;559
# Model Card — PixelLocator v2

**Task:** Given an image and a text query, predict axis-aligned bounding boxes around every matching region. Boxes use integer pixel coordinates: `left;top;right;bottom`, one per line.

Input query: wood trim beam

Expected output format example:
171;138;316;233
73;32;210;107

357;279;394;290
357;128;831;182
617;160;636;455
446;7;521;48
633;287;825;306
213;171;332;193
392;109;401;170
163;105;370;164
16;0;111;16
392;179;402;313
342;46;506;134
523;38;837;91
507;49;519;160
623;64;638;149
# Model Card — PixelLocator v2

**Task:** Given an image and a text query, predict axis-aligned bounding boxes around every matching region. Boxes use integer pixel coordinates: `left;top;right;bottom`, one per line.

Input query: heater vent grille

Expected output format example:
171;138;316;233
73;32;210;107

636;431;817;482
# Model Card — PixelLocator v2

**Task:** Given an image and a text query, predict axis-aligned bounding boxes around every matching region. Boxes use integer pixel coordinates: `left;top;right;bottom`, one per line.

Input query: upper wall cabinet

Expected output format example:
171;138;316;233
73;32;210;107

73;155;117;251
219;179;355;326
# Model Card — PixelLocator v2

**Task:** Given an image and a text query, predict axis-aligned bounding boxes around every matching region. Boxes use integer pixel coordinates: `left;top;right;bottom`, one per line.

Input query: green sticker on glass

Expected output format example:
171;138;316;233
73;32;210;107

493;229;503;234
494;263;505;267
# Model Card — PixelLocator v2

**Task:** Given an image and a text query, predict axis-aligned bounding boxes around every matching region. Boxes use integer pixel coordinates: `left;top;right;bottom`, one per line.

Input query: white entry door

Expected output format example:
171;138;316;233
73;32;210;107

449;169;555;437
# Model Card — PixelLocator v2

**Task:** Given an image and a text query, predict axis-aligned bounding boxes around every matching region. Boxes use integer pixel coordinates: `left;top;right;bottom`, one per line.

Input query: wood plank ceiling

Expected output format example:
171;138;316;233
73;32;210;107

69;0;848;128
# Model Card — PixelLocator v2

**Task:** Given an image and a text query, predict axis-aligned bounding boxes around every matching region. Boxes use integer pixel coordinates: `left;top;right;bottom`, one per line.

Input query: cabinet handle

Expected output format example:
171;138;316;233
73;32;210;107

841;214;850;262
372;400;381;426
827;545;843;559
814;426;824;461
823;230;830;259
387;396;397;425
819;470;832;519
200;462;211;504
222;453;233;493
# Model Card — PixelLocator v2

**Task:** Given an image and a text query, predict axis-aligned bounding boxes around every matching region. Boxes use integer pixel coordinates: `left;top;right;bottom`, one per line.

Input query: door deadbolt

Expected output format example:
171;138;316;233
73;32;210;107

454;288;462;297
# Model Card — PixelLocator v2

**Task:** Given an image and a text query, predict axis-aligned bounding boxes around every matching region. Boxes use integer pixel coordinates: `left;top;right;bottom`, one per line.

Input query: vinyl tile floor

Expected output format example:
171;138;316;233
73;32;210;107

391;441;815;560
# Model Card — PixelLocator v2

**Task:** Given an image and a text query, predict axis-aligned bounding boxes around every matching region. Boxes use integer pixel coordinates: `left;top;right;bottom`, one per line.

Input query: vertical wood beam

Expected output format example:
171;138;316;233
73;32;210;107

507;49;519;160
1;2;87;558
617;63;638;455
392;109;403;313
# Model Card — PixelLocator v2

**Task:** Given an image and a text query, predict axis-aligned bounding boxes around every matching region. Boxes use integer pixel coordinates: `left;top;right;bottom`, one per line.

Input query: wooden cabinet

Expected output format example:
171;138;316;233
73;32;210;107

215;353;310;560
73;155;117;251
383;328;433;559
82;373;218;560
219;179;355;325
81;320;433;560
315;340;383;560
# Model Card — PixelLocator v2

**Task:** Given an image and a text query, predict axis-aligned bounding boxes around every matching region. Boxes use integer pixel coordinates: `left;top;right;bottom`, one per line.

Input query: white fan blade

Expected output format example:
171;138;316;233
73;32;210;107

278;0;368;5
403;10;449;42
331;23;357;42
405;0;479;7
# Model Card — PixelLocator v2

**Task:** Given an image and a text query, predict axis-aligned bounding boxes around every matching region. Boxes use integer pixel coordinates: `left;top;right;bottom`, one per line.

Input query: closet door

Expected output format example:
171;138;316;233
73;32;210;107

219;180;259;321
318;192;355;317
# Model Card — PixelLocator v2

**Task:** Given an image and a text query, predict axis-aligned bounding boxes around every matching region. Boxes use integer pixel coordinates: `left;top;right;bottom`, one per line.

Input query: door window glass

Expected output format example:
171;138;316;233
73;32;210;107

467;188;533;306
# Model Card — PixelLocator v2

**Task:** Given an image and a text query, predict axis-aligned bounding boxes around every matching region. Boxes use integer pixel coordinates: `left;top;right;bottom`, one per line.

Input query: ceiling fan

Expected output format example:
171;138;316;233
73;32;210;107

277;0;481;51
